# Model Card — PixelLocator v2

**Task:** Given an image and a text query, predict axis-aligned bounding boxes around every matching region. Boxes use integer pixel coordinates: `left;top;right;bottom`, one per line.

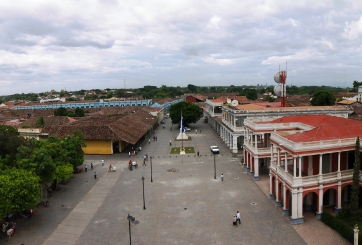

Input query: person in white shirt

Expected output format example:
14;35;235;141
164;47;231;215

236;211;241;224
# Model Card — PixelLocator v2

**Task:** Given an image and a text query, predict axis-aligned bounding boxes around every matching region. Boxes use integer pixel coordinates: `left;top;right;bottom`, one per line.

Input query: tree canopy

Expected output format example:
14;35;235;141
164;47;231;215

310;90;335;106
0;126;85;217
169;101;203;125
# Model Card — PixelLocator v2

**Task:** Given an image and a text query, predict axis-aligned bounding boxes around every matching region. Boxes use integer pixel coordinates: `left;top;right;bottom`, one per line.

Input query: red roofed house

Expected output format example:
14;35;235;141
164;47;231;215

243;114;362;225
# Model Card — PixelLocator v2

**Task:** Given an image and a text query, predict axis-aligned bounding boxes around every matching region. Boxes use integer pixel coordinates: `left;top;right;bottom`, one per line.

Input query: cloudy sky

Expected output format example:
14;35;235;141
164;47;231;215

1;0;362;95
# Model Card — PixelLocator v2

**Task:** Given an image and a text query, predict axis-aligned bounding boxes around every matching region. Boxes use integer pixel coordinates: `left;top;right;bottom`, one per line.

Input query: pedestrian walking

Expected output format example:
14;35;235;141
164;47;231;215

101;159;104;166
195;129;197;134
149;139;151;144
94;171;97;179
129;151;131;157
236;211;241;224
232;215;238;226
109;165;112;172
143;156;146;166
197;151;200;157
84;164;87;172
90;163;93;170
169;140;172;146
221;173;224;181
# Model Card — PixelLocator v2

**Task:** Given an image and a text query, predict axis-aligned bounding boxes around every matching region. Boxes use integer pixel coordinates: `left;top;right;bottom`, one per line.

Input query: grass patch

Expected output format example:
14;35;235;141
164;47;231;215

175;137;192;141
170;147;195;154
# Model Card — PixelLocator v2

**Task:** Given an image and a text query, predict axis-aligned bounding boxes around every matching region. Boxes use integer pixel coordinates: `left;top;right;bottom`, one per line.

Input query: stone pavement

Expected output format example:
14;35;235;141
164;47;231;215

0;118;347;244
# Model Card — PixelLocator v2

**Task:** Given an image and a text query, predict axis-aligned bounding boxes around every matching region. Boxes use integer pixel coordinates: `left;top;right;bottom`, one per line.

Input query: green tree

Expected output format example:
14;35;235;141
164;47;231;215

169;102;203;125
75;108;85;117
187;84;198;93
246;89;258;100
0;125;27;168
310;90;335;106
35;116;45;128
350;137;361;218
61;130;86;170
0;168;41;218
54;107;68;116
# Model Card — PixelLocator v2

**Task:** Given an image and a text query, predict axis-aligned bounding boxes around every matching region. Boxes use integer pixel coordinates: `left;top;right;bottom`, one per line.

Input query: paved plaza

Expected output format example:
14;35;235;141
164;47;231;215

1;119;349;244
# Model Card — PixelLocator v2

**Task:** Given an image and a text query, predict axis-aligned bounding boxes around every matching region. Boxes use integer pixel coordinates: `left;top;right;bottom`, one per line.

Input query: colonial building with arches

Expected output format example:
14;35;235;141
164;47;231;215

243;114;362;225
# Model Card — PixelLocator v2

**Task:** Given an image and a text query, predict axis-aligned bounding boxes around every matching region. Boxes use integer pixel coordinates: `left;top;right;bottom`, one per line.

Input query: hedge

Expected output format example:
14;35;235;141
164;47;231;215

321;212;360;243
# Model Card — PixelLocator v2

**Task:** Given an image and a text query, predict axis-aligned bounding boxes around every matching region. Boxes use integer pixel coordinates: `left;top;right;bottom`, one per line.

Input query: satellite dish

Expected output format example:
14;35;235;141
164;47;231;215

274;72;281;83
231;100;238;106
227;98;231;104
274;84;282;96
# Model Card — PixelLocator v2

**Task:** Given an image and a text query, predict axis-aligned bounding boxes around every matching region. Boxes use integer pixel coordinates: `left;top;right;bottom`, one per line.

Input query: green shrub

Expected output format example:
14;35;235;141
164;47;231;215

322;212;354;243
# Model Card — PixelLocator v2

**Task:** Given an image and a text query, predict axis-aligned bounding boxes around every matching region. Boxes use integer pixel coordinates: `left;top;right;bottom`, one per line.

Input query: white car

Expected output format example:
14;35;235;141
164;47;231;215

210;146;219;154
184;127;191;131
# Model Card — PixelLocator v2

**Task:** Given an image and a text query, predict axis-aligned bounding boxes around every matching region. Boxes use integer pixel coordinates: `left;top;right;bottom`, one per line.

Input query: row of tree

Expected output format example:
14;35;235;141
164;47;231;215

0;125;85;219
1;83;360;103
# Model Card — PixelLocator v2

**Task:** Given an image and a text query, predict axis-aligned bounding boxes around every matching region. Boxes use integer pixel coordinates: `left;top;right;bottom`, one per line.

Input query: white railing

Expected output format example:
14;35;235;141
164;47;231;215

271;163;357;187
270;134;359;152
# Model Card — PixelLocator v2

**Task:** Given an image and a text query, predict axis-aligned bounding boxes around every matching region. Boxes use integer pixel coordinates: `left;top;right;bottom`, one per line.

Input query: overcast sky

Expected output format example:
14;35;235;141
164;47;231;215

1;0;362;95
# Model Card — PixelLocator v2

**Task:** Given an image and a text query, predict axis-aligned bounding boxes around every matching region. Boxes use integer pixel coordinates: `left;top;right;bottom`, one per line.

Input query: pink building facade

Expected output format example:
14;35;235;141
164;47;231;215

243;115;362;225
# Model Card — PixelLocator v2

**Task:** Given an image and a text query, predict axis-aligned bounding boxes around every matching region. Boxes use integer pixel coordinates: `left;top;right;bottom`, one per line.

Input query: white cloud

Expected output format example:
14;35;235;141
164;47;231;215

0;0;361;95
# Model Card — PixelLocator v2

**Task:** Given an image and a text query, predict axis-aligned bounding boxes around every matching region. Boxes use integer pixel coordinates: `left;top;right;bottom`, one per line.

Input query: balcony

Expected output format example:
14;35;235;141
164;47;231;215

244;141;271;156
271;162;356;187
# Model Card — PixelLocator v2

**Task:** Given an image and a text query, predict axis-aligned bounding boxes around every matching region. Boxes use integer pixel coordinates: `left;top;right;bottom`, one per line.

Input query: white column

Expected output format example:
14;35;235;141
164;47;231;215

269;173;273;195
232;135;238;153
291;188;298;219
277;148;280;166
254;156;259;179
297;187;303;217
284;152;288;172
318;186;323;214
254;134;258;148
298;156;302;177
337;182;342;209
319;154;323;175
282;183;287;209
337;152;341;172
293;156;296;177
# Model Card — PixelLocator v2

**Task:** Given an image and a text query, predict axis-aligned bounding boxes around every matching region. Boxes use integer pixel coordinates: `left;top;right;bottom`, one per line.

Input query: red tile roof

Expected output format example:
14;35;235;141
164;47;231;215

270;115;362;142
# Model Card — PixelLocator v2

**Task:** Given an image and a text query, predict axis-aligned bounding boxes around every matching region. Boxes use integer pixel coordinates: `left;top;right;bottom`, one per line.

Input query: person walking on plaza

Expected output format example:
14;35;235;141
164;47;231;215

232;215;238;226
101;159;104;166
197;151;200;157
90;163;93;170
169;140;172;146
109;164;113;172
149;139;151;144
221;173;224;181
84;164;87;172
143;156;147;166
94;171;97;179
236;211;241;224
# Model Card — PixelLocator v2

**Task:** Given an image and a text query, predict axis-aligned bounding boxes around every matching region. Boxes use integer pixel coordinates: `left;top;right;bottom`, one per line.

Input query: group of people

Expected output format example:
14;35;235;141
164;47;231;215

84;160;105;179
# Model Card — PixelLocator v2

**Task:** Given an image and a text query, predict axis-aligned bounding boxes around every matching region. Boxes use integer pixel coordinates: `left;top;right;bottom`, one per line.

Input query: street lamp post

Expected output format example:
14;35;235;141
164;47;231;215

214;154;216;179
142;176;146;210
150;157;153;182
127;213;135;245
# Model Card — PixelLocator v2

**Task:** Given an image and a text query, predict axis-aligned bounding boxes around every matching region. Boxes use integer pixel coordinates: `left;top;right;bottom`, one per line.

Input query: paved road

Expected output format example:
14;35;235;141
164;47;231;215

2;118;306;245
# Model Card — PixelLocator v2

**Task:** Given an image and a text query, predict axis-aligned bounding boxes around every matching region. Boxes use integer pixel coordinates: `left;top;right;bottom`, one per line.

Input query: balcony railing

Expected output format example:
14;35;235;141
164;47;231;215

271;162;356;187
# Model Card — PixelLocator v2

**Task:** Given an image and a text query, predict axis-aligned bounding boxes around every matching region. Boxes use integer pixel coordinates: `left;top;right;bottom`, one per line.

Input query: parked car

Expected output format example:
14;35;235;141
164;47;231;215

161;120;165;124
210;146;219;154
184;127;191;131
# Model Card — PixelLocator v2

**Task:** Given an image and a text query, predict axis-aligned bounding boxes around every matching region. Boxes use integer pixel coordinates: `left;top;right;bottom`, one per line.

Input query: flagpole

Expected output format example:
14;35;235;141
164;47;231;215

181;110;184;151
